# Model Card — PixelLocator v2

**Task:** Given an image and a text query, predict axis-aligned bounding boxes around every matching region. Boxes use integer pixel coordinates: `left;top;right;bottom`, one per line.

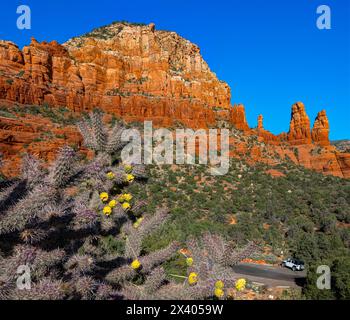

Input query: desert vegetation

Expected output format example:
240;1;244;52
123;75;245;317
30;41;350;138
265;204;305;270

0;107;349;300
138;157;350;299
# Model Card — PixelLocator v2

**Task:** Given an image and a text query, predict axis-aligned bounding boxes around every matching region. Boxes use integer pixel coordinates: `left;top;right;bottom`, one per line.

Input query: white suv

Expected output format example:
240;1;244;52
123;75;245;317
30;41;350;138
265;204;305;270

281;258;305;271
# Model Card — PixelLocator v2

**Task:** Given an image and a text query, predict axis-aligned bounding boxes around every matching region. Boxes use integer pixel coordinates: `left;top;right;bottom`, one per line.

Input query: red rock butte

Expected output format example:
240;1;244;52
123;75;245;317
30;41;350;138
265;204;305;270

0;22;349;178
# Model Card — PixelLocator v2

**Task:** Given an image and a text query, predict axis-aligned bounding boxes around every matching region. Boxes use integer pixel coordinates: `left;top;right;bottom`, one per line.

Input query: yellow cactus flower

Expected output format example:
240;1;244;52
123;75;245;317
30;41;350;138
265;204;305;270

106;172;115;180
186;257;194;267
109;200;117;208
118;194;132;203
125;174;135;183
131;260;141;270
118;194;125;203
214;288;224;298
124;164;133;173
123;193;133;202
133;217;144;229
99;192;109;202
235;278;246;291
188;272;198;285
215;280;224;290
103;206;112;216
122;202;131;211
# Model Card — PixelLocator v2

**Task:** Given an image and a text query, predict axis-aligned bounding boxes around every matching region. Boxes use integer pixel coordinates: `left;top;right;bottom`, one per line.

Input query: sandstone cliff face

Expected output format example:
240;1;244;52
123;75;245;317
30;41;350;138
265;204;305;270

0;113;83;177
256;104;332;148
0;23;234;129
0;22;349;179
312;110;330;146
336;153;350;178
229;104;249;131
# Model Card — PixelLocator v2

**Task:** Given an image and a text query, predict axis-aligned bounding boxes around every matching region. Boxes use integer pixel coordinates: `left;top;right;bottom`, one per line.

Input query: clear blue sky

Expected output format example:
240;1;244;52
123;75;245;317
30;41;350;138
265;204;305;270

0;0;349;139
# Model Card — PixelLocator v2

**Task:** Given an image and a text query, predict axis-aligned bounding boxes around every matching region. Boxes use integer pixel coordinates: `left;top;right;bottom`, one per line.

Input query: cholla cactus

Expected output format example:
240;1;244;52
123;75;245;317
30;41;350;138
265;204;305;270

48;146;77;188
12;278;66;300
0;111;176;300
121;266;167;300
1;110;255;301
130;164;148;180
21;154;46;189
155;233;259;300
77;110;127;156
105;208;179;284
